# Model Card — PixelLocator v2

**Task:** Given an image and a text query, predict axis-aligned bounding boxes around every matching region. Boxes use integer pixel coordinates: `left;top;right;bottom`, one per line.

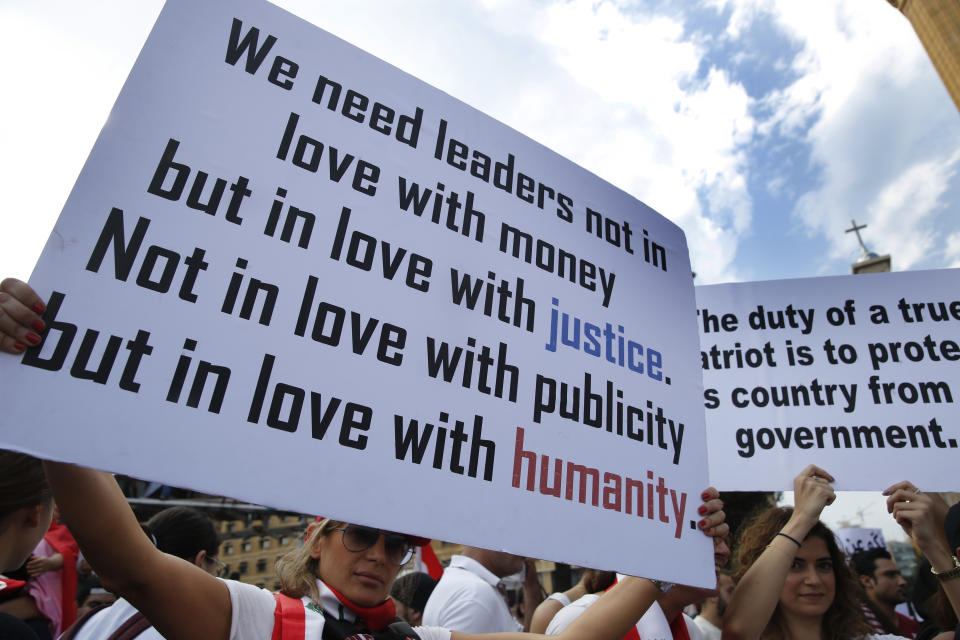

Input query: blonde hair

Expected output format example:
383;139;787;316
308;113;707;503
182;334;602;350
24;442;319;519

276;518;344;601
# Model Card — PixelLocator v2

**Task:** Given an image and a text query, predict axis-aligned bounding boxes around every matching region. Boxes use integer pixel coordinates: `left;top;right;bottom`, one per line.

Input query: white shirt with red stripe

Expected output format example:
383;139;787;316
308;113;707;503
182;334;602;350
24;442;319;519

224;579;450;640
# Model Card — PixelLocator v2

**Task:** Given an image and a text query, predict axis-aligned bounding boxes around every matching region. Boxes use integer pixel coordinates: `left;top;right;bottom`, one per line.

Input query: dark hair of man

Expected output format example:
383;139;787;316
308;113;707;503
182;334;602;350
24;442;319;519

143;507;220;560
391;572;437;612
850;547;892;579
583;569;616;594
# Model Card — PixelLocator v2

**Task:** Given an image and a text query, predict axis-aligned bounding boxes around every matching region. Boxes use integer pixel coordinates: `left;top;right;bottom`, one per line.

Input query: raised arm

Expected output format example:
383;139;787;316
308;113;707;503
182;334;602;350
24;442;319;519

453;487;728;640
884;481;960;621
723;465;835;640
42;461;232;640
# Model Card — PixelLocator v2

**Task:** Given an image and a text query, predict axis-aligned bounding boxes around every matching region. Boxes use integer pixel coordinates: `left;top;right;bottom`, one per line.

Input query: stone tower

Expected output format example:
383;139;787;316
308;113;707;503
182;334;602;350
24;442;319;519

886;0;960;113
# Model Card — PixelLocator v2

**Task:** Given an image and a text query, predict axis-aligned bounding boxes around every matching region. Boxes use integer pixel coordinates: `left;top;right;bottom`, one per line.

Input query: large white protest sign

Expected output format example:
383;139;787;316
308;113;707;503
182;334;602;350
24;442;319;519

0;0;712;585
697;269;959;490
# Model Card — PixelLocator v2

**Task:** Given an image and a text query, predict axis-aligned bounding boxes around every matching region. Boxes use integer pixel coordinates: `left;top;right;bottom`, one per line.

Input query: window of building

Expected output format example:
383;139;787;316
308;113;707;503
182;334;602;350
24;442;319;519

279;536;289;546
238;561;248;575
242;541;252;552
224;543;234;556
261;538;271;550
257;559;267;573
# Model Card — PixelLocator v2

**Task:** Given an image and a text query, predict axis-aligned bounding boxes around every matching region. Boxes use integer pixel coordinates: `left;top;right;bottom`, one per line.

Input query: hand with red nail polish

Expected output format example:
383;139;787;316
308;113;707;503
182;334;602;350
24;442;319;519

0;278;48;354
697;486;728;541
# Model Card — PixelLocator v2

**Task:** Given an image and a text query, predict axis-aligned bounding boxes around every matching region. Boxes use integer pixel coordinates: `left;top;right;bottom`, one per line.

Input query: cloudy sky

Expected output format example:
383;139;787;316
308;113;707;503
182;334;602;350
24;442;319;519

2;0;955;540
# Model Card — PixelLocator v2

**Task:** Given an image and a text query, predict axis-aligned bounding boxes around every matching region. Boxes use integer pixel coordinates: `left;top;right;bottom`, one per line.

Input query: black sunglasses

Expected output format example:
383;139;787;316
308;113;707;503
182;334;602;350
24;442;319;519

332;525;414;566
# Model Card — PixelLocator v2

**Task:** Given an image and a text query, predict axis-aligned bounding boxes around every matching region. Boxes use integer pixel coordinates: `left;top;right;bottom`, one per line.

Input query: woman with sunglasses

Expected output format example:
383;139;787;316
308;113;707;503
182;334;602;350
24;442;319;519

39;460;726;640
1;279;729;640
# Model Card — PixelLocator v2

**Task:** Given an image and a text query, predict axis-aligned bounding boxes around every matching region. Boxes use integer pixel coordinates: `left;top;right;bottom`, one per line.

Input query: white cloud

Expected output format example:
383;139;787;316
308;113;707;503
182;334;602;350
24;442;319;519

946;232;960;268
746;0;960;272
1;0;759;285
293;0;757;283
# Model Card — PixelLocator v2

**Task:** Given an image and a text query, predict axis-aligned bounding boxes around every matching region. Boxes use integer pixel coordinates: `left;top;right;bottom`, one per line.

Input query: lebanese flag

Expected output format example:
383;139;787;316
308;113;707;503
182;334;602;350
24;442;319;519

43;520;80;631
412;544;443;580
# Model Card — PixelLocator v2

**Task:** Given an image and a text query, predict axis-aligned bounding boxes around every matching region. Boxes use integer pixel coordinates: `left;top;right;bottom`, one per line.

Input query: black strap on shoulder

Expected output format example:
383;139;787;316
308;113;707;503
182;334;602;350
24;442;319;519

320;611;421;640
60;605;152;640
107;611;152;640
59;603;111;640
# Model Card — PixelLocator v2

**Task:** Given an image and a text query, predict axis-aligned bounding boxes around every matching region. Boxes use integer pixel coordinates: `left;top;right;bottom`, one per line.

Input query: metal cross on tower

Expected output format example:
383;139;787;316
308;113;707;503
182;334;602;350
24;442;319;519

845;219;874;258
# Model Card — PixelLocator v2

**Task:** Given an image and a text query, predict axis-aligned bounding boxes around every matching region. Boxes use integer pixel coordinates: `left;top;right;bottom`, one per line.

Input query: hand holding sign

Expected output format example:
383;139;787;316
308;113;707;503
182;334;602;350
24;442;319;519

883;481;951;563
0;278;47;354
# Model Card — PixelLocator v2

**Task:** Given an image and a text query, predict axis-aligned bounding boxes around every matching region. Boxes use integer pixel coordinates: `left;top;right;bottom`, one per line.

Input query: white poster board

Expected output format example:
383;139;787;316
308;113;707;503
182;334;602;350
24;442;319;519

0;0;712;586
697;269;960;490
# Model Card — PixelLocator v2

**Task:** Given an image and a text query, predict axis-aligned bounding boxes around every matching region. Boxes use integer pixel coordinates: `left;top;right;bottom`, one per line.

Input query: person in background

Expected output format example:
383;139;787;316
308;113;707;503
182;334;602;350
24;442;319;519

391;572;437;627
422;549;544;633
691;570;734;640
529;569;616;634
64;506;222;640
724;466;960;640
851;547;919;637
74;577;116;618
23;509;80;637
543;535;731;639
0;450;54;640
914;501;960;640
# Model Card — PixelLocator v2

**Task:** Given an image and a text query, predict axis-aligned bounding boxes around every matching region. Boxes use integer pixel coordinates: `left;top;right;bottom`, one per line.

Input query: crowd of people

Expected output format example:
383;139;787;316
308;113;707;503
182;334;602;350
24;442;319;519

1;284;959;640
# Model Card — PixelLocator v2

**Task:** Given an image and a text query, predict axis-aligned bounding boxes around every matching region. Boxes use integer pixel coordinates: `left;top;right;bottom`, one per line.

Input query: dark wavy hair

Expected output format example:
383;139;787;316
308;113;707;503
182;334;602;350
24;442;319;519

734;507;872;640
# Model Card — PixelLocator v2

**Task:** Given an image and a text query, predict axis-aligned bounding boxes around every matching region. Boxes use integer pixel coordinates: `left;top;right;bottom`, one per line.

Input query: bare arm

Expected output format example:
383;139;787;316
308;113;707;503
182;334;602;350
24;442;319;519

723;465;835;640
453;487;729;640
884;482;960;621
451;577;661;640
527;597;564;635
43;461;232;640
529;574;590;633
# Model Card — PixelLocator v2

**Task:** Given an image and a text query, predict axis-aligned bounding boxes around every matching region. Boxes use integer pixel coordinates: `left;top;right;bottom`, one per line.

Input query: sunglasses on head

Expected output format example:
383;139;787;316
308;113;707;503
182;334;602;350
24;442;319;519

332;525;414;566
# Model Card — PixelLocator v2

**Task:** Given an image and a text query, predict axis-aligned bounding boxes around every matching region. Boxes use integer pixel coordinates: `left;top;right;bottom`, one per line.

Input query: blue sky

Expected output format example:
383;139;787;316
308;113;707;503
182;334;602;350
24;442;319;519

2;0;956;540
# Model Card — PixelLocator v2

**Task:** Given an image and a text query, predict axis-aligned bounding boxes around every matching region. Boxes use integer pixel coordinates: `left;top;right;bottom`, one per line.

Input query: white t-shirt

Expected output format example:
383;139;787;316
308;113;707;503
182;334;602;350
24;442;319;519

692;615;720;640
224;579;451;640
543;594;703;640
546;592;571;607
545;593;599;635
422;555;522;633
72;598;164;640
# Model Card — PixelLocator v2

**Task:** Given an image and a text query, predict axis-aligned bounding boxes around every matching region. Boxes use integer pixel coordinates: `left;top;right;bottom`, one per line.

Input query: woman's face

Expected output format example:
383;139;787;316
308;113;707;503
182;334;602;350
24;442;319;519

778;535;836;622
312;526;403;607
